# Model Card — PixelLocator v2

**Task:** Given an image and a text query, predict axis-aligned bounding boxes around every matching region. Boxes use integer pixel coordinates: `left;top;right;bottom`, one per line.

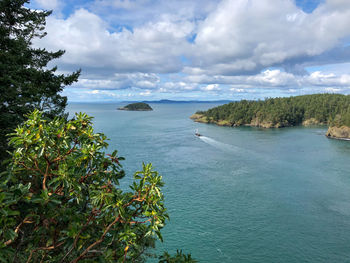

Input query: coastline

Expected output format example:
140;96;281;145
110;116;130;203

325;126;350;140
190;114;325;129
191;113;350;140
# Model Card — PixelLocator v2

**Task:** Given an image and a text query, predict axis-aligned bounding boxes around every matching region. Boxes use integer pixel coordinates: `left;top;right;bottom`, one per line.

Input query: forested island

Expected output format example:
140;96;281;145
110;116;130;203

118;102;153;111
191;94;350;139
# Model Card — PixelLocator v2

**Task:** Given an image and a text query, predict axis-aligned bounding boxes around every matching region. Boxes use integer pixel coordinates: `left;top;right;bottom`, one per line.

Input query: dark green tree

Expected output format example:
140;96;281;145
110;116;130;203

0;0;80;168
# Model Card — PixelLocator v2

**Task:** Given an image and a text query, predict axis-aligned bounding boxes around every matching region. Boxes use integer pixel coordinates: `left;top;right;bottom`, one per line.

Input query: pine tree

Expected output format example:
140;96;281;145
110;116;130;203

0;0;80;167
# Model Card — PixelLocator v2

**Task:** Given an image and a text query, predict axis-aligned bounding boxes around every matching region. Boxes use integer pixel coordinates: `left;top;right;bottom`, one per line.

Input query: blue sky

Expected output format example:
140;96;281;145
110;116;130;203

29;0;350;102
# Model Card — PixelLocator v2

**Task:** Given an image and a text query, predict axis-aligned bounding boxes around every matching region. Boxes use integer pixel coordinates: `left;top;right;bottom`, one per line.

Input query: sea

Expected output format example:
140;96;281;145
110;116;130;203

67;102;350;263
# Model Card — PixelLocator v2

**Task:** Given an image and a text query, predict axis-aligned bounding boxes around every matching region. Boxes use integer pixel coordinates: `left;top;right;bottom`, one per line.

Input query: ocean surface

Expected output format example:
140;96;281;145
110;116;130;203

67;102;350;263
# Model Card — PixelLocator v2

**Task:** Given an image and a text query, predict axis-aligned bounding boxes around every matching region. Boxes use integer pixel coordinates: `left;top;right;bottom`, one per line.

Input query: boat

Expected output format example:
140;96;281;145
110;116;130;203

195;129;201;137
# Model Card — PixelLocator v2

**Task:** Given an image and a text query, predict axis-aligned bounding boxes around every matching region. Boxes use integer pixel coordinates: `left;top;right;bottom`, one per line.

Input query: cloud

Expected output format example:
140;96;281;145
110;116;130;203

186;68;350;90
305;71;350;86
189;0;350;76
284;45;350;73
35;8;193;74
324;87;342;92
74;73;160;90
202;84;221;91
230;87;246;93
139;90;152;96
31;0;350;101
247;70;298;87
162;81;198;92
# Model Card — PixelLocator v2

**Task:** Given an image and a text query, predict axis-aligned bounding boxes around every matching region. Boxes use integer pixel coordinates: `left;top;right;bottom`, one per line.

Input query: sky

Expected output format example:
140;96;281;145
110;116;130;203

28;0;350;102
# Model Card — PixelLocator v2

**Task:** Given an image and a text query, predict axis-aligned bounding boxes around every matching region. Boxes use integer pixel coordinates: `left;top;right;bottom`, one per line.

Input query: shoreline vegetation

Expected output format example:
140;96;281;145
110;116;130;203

190;94;350;140
117;102;153;111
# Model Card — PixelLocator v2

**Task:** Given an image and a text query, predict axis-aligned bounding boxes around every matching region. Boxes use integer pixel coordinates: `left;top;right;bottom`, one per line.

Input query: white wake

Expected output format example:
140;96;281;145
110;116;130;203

199;136;240;153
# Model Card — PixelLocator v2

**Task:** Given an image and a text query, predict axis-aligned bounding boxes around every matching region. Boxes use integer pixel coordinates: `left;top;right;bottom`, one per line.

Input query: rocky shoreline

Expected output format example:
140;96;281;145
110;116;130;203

326;126;350;140
190;114;324;128
190;113;350;140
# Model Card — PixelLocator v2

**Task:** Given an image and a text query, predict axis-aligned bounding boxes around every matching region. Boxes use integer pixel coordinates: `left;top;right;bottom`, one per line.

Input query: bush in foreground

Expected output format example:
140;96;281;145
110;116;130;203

0;111;195;262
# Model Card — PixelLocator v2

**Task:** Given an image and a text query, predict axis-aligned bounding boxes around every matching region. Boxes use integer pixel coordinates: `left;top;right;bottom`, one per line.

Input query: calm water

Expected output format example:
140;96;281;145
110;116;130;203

67;102;350;263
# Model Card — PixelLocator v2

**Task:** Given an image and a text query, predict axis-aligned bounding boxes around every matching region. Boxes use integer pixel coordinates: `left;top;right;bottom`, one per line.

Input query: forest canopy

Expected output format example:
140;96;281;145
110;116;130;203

192;94;350;128
118;103;153;111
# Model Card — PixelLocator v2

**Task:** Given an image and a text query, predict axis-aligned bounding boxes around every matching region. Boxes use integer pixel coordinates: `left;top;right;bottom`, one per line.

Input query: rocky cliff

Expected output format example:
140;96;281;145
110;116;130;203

326;126;350;140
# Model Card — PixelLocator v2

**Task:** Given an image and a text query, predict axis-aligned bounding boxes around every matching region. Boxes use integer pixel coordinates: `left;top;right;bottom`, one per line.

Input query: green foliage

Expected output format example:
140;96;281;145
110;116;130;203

0;0;80;167
0;111;170;262
159;250;197;263
121;103;153;111
197;94;350;128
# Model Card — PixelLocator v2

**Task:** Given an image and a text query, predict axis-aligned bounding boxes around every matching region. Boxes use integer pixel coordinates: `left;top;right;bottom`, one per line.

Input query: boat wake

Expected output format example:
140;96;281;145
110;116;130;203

199;136;240;153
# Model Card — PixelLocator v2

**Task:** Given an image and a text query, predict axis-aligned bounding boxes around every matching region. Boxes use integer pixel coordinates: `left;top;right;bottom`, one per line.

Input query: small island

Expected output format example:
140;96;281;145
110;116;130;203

117;102;153;111
191;94;350;140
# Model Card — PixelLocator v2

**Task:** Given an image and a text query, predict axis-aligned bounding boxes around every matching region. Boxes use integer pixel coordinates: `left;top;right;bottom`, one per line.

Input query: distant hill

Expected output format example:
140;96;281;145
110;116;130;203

117;102;153;111
190;94;350;140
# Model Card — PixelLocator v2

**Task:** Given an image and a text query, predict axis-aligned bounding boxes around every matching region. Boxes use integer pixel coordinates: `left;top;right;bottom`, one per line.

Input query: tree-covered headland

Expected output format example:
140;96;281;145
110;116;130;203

191;94;350;139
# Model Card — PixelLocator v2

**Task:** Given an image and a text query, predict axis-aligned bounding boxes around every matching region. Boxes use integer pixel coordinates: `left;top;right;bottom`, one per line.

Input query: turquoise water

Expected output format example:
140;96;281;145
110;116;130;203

67;102;350;263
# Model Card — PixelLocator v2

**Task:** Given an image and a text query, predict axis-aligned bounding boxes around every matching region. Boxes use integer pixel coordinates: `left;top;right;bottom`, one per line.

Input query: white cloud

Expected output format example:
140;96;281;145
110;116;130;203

74;73;160;90
304;71;350;86
247;70;297;87
190;0;350;76
202;84;221;91
230;87;245;93
186;69;350;91
162;81;198;91
324;87;342;92
139;90;152;96
31;0;350;100
36;8;193;74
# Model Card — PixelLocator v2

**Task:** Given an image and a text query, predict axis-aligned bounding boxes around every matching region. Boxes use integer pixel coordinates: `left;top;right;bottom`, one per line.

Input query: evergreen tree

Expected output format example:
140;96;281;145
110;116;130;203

196;94;350;128
0;0;80;167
